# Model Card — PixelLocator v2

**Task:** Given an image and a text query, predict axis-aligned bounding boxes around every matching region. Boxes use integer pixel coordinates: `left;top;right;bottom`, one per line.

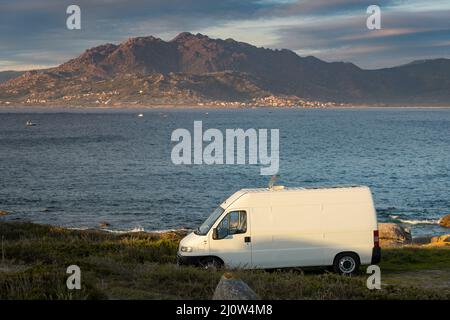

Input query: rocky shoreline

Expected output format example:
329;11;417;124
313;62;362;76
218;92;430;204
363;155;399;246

379;213;450;247
1;209;449;248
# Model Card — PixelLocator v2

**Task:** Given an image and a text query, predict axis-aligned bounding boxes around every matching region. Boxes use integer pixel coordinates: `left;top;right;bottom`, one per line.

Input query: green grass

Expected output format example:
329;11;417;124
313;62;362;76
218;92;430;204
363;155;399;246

1;221;449;300
379;246;450;272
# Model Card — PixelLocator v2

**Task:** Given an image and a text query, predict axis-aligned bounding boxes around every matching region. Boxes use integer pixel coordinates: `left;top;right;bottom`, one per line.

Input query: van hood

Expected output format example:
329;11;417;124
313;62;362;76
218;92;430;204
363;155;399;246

179;232;208;255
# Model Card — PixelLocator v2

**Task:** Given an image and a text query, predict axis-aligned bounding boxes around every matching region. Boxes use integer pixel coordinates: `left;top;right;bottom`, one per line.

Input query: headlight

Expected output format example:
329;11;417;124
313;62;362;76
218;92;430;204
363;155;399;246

180;246;193;252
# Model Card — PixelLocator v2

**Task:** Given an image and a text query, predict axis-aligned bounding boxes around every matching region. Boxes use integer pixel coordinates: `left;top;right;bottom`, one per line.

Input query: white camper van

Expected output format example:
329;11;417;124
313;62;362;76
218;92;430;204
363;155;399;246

177;186;380;274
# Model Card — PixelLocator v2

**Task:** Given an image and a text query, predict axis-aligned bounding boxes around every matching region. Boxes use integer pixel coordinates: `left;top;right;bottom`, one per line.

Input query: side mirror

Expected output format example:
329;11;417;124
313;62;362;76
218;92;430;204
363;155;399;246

212;228;218;240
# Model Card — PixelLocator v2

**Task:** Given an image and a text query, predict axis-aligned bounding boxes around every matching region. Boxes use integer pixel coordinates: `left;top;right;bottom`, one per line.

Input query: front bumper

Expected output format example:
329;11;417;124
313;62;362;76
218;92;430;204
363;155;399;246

371;247;381;264
177;253;202;266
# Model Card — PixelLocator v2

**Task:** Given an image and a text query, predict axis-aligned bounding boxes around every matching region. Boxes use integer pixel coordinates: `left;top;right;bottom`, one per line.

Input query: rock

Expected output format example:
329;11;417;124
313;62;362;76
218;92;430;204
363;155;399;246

439;214;450;228
430;234;450;243
98;221;110;228
379;222;412;247
412;236;433;245
379;239;404;247
212;273;260;300
379;222;412;241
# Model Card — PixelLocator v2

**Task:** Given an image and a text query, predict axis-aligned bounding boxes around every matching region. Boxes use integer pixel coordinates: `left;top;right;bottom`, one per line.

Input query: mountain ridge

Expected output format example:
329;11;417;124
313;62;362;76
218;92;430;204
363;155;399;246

1;32;450;107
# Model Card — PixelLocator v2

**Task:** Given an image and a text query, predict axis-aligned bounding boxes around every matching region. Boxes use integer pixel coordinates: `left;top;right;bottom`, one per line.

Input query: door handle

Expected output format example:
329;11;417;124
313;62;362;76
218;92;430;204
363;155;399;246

244;236;251;243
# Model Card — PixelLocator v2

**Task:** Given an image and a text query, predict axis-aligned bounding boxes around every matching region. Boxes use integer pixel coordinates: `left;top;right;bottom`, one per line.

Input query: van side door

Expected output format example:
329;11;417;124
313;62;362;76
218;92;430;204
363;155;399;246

209;209;252;268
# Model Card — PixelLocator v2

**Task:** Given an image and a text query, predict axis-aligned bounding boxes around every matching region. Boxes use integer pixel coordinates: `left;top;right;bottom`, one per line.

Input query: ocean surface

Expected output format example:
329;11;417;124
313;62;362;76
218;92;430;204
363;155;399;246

0;107;449;237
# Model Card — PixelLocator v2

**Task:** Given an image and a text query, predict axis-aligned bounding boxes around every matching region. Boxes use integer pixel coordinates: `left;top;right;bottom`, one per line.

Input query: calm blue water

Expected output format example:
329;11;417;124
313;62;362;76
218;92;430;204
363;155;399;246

0;108;449;236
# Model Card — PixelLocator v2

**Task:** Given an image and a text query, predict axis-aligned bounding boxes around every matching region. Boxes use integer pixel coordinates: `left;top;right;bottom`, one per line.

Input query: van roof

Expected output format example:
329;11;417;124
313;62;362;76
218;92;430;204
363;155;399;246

220;185;369;207
244;185;367;192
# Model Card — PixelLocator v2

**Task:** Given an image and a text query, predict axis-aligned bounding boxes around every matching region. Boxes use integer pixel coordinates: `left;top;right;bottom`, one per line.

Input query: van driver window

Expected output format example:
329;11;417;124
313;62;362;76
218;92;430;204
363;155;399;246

217;211;247;239
217;214;229;239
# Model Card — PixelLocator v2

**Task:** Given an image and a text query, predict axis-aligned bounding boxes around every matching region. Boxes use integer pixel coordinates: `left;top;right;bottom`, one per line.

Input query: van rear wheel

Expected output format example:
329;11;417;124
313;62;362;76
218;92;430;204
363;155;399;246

199;257;222;270
333;253;360;276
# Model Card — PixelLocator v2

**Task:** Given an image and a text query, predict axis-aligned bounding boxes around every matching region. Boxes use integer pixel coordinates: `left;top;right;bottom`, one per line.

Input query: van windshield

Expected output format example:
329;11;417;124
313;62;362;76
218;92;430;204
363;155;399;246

195;206;225;235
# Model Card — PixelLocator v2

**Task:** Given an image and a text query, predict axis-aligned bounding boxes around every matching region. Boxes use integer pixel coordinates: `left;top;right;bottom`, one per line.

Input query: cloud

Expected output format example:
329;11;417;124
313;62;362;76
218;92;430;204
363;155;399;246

0;0;274;70
268;7;450;68
0;0;449;71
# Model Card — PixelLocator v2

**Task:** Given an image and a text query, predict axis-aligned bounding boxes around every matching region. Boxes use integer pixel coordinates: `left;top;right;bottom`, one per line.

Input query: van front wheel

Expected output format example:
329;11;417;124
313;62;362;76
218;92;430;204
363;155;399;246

199;257;222;270
333;253;360;276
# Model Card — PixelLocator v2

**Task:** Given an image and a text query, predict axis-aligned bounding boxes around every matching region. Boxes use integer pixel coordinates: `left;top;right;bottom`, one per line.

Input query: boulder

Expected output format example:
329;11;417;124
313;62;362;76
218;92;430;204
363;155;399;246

213;273;260;300
412;236;432;245
430;234;450;243
98;221;110;228
378;223;412;247
439;214;450;228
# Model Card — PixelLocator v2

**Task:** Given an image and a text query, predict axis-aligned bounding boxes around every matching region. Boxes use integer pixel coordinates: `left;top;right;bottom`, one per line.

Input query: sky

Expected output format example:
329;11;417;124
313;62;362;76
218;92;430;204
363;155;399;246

0;0;449;71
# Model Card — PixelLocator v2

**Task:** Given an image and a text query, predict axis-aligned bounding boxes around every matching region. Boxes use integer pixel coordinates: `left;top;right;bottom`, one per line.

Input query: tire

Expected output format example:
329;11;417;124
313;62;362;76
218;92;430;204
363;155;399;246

333;252;360;276
199;257;222;270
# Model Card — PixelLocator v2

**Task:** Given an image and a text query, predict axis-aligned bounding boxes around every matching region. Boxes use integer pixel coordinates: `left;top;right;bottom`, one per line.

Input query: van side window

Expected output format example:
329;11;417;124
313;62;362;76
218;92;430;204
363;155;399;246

229;211;247;234
217;210;247;239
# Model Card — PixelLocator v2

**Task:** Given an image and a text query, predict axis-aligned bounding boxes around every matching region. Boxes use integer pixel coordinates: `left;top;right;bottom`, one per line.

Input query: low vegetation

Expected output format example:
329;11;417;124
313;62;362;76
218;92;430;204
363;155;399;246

0;222;449;300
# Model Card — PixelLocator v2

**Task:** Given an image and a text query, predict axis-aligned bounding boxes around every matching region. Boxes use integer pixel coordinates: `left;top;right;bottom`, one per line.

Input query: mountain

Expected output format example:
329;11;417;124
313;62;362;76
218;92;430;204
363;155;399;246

1;32;449;106
365;59;450;104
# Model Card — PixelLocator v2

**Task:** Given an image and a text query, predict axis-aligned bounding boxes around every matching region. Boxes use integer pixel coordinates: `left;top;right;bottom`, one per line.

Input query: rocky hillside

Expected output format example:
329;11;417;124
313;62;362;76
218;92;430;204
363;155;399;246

1;32;450;106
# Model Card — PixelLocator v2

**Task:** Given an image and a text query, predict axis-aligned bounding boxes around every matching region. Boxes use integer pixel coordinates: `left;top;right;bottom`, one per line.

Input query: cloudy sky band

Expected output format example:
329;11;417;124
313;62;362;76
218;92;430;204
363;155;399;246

0;0;449;71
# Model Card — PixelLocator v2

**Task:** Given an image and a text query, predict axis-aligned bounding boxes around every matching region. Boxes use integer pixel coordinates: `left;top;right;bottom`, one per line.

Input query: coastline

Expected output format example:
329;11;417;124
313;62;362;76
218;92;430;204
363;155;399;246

2;103;450;112
4;218;448;247
0;106;450;114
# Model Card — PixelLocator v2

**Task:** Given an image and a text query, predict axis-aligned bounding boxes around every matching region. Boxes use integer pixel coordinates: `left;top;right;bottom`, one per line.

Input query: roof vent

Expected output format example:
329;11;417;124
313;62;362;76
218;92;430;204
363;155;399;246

268;175;278;189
